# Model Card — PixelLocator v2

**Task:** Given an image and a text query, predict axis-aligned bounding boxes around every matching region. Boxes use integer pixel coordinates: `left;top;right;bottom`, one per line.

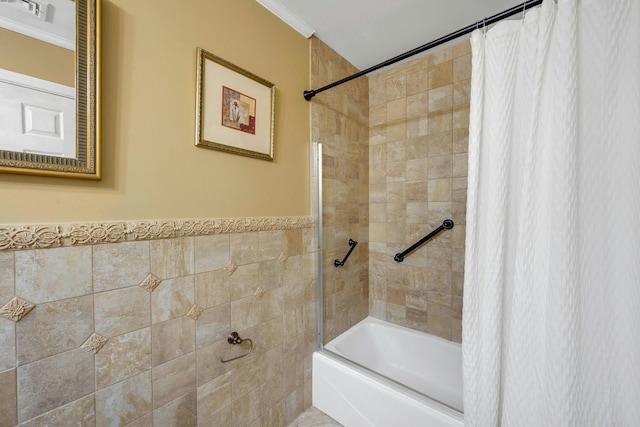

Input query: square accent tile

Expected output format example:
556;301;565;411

81;333;108;354
224;261;238;276
254;287;265;300
0;296;35;322
278;252;288;264
139;273;162;293
186;304;203;321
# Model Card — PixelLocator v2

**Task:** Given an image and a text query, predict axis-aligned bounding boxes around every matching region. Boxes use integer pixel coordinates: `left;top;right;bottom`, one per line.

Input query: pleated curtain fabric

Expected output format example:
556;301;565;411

462;0;640;425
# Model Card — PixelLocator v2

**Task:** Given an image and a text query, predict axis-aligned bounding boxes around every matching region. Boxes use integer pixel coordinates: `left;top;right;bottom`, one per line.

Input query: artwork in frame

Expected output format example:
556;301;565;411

195;48;275;161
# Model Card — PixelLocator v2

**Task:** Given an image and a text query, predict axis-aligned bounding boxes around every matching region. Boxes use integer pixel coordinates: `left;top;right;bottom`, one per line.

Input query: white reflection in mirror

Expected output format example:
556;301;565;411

0;0;75;158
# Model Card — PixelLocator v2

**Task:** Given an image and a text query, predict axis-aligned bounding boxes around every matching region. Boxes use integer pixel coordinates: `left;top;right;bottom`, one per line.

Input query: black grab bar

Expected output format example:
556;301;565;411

334;239;358;267
394;219;454;263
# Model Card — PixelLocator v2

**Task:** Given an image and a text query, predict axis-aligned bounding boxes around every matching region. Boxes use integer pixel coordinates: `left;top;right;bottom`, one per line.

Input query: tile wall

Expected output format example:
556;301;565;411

309;37;370;344
0;223;316;426
0;36;471;427
368;40;471;342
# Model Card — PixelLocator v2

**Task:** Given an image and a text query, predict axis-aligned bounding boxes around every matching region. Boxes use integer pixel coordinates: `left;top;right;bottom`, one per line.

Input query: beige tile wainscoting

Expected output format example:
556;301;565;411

0;216;317;426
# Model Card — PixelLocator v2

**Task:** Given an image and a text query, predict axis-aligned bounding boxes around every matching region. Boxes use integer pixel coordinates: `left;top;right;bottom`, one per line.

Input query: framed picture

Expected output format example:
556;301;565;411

195;48;275;161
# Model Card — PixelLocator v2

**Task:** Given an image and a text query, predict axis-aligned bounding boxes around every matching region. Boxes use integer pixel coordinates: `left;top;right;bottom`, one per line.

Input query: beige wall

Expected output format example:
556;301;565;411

0;2;315;425
309;37;370;344
0;27;75;87
368;41;471;342
0;0;310;224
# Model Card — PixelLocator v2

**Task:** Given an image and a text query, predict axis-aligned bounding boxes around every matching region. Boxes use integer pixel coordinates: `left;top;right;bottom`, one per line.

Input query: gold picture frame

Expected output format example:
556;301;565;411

195;48;275;161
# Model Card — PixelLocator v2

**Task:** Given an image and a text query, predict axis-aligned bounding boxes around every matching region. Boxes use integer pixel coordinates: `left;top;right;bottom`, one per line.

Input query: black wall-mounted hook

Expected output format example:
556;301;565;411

334;239;358;267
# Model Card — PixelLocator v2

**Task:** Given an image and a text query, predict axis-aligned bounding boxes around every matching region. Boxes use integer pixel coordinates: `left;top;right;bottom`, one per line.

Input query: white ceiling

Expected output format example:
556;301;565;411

257;0;523;71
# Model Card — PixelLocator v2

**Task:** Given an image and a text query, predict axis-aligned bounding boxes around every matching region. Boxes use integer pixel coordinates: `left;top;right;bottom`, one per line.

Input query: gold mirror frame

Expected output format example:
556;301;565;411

0;0;101;180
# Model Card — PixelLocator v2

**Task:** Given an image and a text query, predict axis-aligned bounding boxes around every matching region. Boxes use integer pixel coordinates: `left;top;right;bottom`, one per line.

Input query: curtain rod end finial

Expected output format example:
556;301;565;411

303;89;316;101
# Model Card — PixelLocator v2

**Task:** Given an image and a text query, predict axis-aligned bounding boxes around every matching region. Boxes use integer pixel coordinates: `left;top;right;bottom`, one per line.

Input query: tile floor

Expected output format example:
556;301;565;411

287;406;343;427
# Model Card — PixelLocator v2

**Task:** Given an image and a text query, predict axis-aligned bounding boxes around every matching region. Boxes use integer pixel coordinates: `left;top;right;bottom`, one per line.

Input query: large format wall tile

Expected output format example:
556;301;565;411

229;232;259;266
198;340;234;386
150;238;194;280
258;230;284;261
17;295;93;365
123;413;152;427
228;264;259;301
151;316;195;367
153;391;196;427
18;395;95;427
195;270;230;309
93;241;150;293
0;368;17;427
95;328;152;390
151;275;194;324
196;304;230;349
95;371;152;427
197;371;232;422
17;348;94;422
0;318;15;371
230;296;260;331
152;352;196;409
194;235;230;274
258;259;283;292
15;247;92;304
232;388;261;426
95;286;151;338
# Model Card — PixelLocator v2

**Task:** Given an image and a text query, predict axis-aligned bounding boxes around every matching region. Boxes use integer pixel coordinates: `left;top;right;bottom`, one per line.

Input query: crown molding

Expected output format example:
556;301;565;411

0;215;313;251
0;68;75;98
256;0;315;38
0;0;75;50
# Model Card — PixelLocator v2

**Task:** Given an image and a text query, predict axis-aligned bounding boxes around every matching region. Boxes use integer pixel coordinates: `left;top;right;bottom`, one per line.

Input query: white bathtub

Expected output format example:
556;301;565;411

313;316;464;427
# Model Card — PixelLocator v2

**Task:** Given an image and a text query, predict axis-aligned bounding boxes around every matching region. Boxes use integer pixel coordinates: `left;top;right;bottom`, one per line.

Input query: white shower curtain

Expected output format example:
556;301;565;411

462;0;640;425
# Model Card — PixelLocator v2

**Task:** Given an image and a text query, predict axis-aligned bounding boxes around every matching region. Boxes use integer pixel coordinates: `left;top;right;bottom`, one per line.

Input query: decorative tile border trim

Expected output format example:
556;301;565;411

0;215;313;251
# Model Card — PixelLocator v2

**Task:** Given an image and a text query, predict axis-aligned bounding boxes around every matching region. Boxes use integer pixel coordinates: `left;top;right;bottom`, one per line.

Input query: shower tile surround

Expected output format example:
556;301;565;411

309;37;468;344
310;37;371;343
311;38;471;343
368;41;470;341
0;217;316;426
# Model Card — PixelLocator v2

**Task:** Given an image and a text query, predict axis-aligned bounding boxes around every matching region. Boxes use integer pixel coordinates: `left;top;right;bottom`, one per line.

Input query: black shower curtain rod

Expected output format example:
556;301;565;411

303;0;543;101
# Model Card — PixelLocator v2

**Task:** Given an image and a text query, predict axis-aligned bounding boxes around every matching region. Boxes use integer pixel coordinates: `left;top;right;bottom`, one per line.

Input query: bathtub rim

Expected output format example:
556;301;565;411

325;315;463;354
322;316;464;415
314;348;465;423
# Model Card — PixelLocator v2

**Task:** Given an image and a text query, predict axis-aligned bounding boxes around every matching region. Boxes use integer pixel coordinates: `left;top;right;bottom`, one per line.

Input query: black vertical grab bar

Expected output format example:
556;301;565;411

394;219;454;262
334;239;358;267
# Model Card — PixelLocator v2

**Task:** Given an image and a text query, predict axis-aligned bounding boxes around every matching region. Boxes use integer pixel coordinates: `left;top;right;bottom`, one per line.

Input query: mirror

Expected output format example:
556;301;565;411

0;0;100;179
